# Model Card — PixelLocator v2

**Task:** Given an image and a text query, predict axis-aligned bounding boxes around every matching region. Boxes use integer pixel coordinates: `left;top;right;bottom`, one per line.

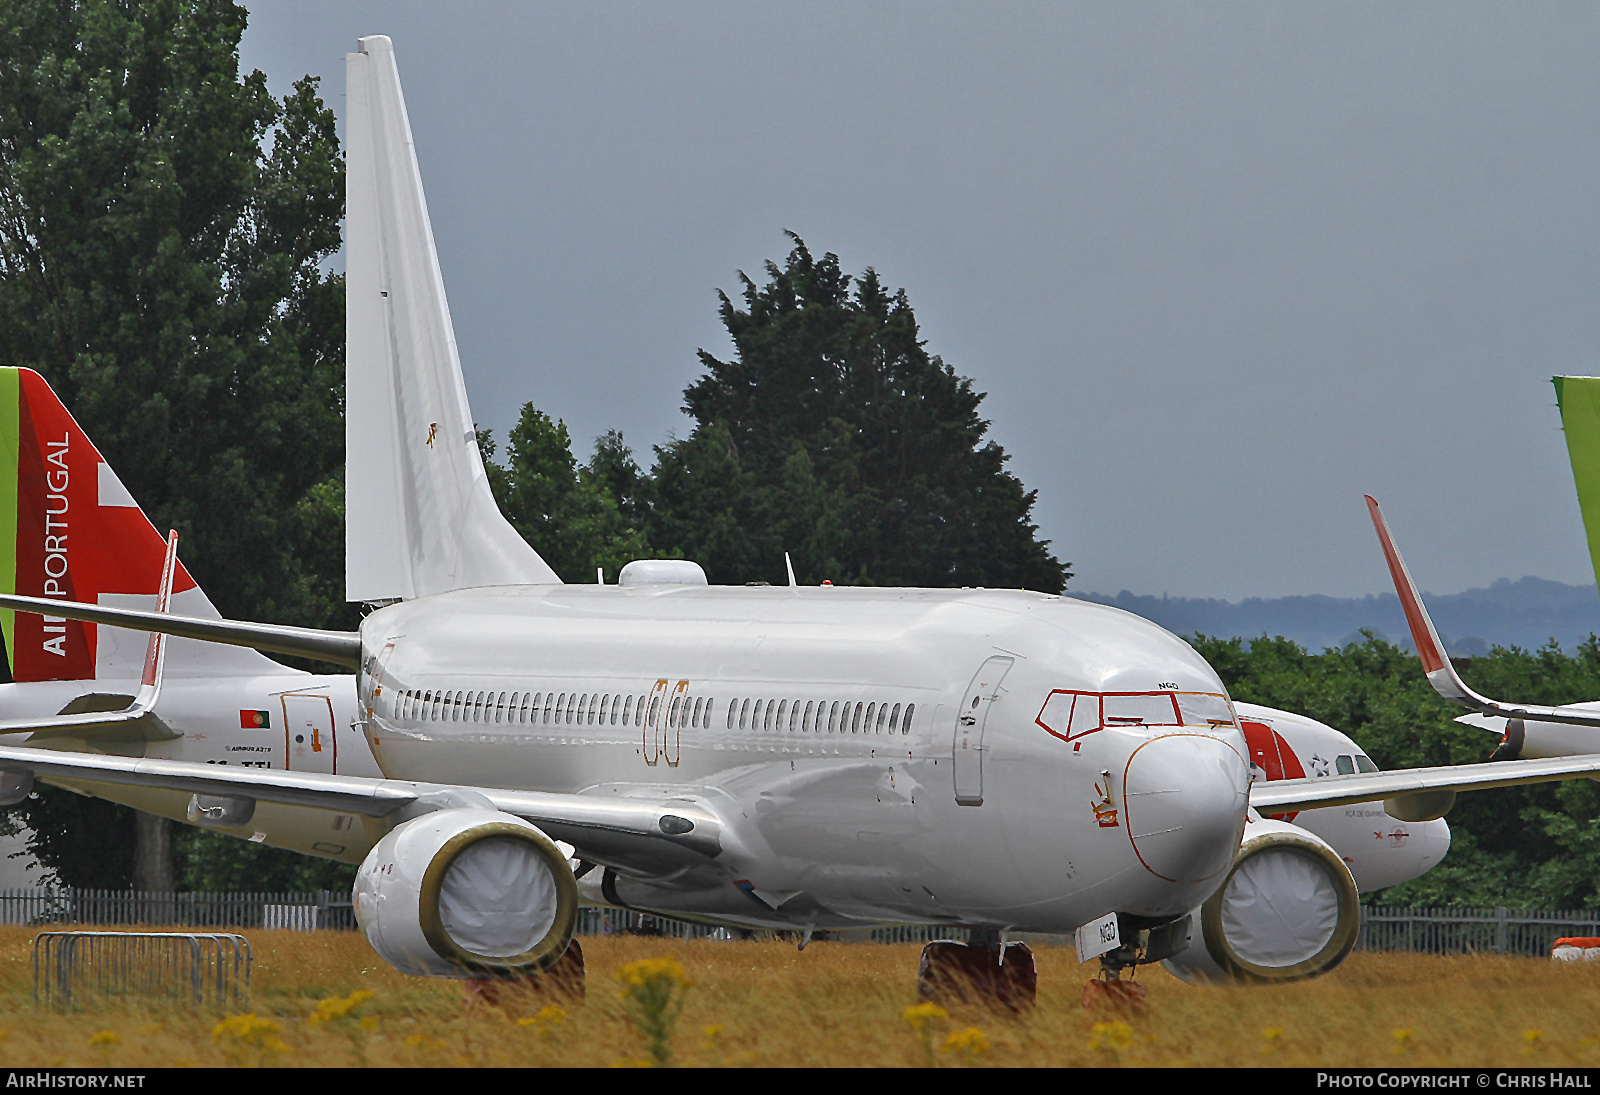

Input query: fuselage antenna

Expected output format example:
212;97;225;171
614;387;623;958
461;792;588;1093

785;552;797;588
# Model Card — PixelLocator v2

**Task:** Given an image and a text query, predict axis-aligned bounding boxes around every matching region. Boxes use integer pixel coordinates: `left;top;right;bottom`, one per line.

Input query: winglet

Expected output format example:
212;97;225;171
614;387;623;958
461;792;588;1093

135;530;179;704
1364;496;1488;708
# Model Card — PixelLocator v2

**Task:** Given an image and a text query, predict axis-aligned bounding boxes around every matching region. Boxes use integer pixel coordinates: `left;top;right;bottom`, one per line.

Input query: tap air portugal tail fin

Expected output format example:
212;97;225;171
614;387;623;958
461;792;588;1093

345;35;560;602
0;367;289;683
1553;376;1600;595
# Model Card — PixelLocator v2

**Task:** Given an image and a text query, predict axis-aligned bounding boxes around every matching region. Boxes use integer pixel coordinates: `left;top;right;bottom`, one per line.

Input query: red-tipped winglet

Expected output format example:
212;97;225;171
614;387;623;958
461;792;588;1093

1365;495;1600;728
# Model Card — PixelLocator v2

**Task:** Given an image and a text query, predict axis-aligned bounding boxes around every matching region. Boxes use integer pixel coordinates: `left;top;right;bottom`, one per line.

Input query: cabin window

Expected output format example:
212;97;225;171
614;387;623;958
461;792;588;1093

888;703;901;733
620;694;632;726
824;701;837;733
759;700;771;732
876;703;889;733
863;702;877;734
647;695;660;726
903;703;914;733
691;696;703;728
550;694;563;725
431;692;442;720
495;692;506;723
738;699;749;730
565;694;578;724
703;699;714;728
610;694;622;725
669;696;682;728
1336;755;1355;775
802;700;814;732
776;700;788;732
785;701;796;732
851;703;864;733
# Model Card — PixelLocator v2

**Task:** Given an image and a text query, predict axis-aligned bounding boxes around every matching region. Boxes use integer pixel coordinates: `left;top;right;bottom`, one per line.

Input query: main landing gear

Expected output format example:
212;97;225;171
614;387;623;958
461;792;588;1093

917;931;1037;1011
462;938;587;1006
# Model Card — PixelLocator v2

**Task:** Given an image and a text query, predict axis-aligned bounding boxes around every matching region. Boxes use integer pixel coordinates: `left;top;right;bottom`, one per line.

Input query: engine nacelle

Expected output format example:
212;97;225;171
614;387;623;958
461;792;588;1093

1162;816;1360;985
354;808;579;979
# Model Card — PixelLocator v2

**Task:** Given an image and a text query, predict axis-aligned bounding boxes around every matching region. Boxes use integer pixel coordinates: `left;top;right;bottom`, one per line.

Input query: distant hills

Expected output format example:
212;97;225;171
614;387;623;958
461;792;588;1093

1070;577;1600;656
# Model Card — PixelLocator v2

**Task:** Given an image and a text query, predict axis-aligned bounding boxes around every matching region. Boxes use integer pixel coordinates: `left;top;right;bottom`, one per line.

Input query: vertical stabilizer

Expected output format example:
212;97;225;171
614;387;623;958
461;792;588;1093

345;35;561;601
1553;376;1600;594
0;368;290;681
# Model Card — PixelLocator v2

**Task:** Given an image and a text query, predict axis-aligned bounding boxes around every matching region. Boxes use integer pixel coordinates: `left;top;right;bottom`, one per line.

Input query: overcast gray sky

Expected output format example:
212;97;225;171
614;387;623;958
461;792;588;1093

241;2;1599;601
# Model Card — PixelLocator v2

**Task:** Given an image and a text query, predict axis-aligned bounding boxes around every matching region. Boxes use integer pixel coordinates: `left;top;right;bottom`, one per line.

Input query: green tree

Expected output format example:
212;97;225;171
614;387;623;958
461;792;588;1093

480;409;651;582
0;0;349;887
652;234;1068;590
1196;631;1600;908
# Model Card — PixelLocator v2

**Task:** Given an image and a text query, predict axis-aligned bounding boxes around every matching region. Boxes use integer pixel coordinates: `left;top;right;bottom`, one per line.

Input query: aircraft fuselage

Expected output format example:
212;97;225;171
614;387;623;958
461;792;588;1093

360;584;1252;934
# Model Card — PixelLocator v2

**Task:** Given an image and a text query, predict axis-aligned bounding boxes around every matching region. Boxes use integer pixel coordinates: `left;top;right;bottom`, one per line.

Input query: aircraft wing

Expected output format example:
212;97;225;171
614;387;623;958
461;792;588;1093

1250;753;1600;814
1365;495;1600;729
0;744;722;870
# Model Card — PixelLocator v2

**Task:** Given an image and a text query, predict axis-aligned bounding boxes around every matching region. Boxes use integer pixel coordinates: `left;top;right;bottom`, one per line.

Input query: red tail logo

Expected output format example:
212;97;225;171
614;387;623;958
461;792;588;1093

5;369;196;682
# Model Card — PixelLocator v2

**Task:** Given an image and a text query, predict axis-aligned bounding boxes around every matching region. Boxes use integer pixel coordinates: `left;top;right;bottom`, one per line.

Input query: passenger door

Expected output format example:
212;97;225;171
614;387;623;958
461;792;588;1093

952;656;1014;806
283;694;338;774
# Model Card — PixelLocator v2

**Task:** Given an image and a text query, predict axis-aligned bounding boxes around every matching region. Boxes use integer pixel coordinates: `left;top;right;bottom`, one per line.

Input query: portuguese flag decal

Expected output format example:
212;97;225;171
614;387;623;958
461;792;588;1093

240;710;271;729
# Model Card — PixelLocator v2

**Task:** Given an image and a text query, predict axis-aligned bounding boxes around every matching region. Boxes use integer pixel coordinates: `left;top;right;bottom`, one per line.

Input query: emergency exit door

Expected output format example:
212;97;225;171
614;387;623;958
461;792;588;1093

283;694;337;774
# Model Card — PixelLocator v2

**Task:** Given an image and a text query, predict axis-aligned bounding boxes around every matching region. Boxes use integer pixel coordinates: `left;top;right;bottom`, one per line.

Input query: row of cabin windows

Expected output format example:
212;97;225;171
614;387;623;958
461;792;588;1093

389;688;915;737
725;698;915;736
393;688;716;730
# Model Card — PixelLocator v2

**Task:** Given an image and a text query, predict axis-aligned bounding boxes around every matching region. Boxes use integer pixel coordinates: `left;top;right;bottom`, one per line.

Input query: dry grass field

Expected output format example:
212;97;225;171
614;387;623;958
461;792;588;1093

0;927;1595;1066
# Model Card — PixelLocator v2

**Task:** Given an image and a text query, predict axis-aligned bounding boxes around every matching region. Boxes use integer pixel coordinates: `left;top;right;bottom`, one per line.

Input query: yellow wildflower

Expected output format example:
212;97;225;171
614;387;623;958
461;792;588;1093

211;1013;282;1046
517;1004;568;1035
901;1002;949;1032
309;989;376;1025
1089;1020;1135;1052
942;1026;990;1065
617;957;689;990
88;1030;121;1047
1393;1028;1414;1053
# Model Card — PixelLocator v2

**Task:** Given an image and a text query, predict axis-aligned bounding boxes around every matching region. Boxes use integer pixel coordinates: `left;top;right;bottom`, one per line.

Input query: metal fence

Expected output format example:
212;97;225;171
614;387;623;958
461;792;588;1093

0;888;356;931
1357;906;1600;957
3;890;1595;956
33;932;251;1010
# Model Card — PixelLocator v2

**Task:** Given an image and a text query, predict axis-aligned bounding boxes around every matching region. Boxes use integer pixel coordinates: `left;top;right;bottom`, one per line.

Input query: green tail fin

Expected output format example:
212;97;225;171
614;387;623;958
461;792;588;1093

1553;376;1600;593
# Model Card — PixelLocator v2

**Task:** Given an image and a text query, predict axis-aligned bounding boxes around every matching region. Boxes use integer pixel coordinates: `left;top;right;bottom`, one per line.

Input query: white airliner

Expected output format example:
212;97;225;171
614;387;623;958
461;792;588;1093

0;37;1596;1002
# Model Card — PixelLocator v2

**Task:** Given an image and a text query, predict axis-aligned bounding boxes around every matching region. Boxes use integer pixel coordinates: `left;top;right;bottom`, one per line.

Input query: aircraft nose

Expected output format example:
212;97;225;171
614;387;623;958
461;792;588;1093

1123;733;1249;884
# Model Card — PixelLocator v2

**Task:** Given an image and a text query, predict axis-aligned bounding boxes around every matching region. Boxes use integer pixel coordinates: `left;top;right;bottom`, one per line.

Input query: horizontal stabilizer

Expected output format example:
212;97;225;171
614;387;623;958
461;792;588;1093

345;35;561;601
0;593;360;669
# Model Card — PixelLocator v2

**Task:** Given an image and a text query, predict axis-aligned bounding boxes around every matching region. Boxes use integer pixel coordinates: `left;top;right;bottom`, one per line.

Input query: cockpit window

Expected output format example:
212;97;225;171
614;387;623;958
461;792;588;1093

1037;689;1235;742
1177;693;1236;728
1102;693;1180;726
1336;755;1355;775
1356;754;1379;774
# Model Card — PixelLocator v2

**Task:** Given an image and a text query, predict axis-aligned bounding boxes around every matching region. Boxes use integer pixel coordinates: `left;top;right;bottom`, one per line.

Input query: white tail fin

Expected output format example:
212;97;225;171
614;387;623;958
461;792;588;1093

345;35;561;601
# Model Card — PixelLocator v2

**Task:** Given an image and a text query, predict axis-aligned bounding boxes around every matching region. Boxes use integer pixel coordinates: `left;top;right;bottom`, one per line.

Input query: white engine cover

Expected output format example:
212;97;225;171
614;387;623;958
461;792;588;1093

1163;816;1360;985
353;808;578;979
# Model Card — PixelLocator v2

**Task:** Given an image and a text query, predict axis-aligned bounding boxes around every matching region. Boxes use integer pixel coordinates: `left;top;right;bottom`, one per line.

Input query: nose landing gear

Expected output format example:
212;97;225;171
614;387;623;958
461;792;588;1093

1082;913;1191;1009
917;931;1037;1010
